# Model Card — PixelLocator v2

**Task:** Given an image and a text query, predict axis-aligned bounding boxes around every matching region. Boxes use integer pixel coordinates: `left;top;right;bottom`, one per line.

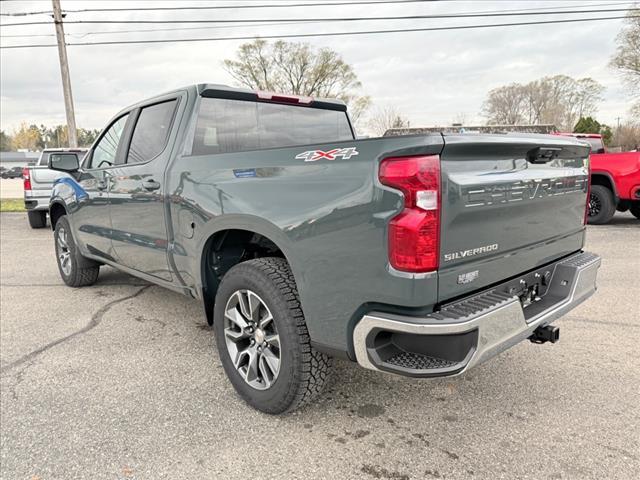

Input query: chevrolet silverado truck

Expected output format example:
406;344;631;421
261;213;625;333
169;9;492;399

553;132;640;223
48;84;601;414
23;148;86;228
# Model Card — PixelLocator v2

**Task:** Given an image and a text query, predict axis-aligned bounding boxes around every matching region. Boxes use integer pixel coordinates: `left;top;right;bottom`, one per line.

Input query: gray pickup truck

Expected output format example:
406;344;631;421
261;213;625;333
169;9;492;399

23;148;86;228
48;84;600;414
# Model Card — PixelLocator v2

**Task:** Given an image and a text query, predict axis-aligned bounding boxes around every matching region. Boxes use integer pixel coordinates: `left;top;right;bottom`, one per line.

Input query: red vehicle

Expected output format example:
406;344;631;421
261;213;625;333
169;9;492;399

553;133;640;224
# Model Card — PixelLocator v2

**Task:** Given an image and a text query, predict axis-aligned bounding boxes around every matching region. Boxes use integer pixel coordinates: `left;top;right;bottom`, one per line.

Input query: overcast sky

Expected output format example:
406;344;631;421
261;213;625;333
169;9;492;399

0;0;634;136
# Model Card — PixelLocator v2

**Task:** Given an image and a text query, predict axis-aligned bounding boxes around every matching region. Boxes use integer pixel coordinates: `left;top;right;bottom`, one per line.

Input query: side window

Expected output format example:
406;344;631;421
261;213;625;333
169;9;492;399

127;100;178;164
91;114;129;168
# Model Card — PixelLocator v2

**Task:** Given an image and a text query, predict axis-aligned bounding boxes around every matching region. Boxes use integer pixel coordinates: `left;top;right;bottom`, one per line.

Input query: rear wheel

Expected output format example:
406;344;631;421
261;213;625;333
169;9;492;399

588;185;616;225
27;210;47;229
213;257;331;414
54;216;100;287
630;203;640;220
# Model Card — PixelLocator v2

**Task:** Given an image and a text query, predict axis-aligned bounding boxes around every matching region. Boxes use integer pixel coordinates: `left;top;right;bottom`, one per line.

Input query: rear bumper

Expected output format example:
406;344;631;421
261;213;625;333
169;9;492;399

24;192;51;211
353;251;601;377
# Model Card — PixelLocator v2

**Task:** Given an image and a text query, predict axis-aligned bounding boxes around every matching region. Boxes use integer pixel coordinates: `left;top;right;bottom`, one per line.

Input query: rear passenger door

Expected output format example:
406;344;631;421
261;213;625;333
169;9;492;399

108;96;180;281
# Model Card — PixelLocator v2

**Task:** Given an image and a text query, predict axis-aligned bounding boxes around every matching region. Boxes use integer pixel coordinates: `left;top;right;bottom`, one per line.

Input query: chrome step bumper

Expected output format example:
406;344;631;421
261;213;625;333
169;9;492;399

353;251;601;377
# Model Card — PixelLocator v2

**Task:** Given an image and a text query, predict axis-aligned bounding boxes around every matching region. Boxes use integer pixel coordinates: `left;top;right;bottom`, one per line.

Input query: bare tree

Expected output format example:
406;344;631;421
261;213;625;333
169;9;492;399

610;9;640;118
348;96;372;126
481;83;527;124
223;39;370;118
452;112;469;125
481;75;604;130
367;106;410;136
613;120;640;151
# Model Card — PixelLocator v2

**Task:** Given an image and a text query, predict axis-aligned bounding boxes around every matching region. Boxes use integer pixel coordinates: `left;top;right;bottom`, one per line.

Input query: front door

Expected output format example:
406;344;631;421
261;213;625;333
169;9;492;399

73;113;130;261
108;98;179;281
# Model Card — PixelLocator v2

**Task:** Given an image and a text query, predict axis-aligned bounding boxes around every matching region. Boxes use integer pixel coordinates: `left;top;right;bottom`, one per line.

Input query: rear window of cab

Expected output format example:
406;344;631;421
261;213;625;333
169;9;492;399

191;97;353;155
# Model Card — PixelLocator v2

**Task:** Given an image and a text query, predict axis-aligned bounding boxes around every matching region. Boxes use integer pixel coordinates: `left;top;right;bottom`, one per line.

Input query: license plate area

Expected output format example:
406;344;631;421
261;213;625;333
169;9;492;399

499;265;555;309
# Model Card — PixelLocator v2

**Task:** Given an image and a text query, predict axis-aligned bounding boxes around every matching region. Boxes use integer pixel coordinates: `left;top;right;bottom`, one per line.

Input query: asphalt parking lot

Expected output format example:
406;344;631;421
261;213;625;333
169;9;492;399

0;212;638;480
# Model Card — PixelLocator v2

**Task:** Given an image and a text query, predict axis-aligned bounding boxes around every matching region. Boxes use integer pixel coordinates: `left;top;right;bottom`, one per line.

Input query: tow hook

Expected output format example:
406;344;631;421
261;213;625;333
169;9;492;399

529;325;560;344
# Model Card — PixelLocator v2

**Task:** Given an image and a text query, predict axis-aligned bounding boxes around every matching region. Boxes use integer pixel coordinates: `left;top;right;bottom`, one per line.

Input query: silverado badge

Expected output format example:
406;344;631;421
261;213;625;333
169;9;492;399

444;243;499;262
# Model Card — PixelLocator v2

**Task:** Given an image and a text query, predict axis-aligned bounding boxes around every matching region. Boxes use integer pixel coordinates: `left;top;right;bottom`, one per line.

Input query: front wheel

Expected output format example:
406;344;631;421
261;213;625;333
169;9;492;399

630;203;640;220
588;185;616;225
54;216;100;287
214;257;332;414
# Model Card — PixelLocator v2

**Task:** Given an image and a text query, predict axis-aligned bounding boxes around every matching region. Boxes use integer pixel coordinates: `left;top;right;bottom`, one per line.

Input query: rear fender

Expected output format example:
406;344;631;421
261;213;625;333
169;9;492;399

195;215;296;324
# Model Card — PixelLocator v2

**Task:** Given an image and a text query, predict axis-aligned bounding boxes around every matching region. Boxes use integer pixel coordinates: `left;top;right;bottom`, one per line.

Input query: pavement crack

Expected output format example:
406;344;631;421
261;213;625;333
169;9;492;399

2;361;32;401
0;285;151;375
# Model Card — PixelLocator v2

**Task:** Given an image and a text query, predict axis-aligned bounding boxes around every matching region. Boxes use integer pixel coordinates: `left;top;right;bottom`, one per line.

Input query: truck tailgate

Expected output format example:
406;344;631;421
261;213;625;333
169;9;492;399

30;166;68;191
438;134;590;301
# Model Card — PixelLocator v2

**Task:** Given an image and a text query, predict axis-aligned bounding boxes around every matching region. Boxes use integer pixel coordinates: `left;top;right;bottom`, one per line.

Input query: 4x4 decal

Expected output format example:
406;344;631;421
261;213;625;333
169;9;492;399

295;147;359;162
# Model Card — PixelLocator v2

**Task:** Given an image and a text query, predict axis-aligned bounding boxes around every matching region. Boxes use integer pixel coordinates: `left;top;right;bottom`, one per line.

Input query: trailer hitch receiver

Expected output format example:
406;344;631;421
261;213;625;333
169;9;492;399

529;325;560;344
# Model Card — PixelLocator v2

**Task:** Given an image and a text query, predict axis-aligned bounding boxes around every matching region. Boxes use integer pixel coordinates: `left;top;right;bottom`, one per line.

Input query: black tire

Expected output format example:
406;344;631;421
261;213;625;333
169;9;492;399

54;215;100;287
27;210;47;229
588;185;616;225
630;203;640;220
213;257;332;414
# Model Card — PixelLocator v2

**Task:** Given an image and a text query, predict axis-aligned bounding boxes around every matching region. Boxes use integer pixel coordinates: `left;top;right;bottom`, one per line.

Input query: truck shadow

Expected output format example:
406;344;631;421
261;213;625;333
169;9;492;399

589;213;638;227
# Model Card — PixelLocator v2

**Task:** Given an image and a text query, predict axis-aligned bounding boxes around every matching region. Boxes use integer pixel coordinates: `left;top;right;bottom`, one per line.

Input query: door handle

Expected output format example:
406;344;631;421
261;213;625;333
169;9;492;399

96;180;108;191
142;179;161;191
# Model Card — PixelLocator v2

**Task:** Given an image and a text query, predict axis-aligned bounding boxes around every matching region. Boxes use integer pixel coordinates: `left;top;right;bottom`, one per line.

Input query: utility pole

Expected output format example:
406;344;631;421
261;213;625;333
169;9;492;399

52;0;78;147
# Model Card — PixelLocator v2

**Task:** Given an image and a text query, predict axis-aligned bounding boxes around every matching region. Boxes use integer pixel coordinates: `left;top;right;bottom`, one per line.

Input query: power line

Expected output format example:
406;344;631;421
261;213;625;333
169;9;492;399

1;14;635;49
0;0;440;16
4;3;632;38
2;0;631;19
0;21;329;39
1;7;635;27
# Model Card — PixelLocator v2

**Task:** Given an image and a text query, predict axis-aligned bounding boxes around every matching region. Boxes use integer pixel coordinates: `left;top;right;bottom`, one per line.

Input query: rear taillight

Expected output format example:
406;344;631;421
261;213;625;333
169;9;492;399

22;168;31;191
379;155;441;272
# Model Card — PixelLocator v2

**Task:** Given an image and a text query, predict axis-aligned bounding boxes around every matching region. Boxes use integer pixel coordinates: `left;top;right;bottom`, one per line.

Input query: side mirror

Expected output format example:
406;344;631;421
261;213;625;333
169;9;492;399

48;153;79;173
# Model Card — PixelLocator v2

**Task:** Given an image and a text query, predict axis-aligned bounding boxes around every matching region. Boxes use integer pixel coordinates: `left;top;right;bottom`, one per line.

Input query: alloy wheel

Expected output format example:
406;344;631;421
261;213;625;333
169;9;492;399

57;227;72;276
223;289;281;390
588;193;601;217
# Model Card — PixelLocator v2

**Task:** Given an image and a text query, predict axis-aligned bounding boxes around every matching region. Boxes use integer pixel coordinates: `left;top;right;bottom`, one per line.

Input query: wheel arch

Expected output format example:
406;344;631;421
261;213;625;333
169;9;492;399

198;219;294;325
591;171;618;200
49;201;67;230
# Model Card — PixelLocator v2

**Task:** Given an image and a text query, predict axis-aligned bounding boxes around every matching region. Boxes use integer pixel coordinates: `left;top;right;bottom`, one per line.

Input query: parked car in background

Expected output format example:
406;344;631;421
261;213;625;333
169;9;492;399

23;148;87;228
46;84;600;414
553;133;640;223
1;166;24;179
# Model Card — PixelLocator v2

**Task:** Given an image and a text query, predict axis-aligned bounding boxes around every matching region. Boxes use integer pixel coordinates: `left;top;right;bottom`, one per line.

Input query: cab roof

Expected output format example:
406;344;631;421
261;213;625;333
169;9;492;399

196;83;347;112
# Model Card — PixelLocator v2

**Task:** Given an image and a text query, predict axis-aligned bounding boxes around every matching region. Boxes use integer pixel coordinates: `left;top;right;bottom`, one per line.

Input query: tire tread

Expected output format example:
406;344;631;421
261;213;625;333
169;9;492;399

589;185;616;225
27;210;47;229
55;216;100;287
215;257;332;413
244;257;332;412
